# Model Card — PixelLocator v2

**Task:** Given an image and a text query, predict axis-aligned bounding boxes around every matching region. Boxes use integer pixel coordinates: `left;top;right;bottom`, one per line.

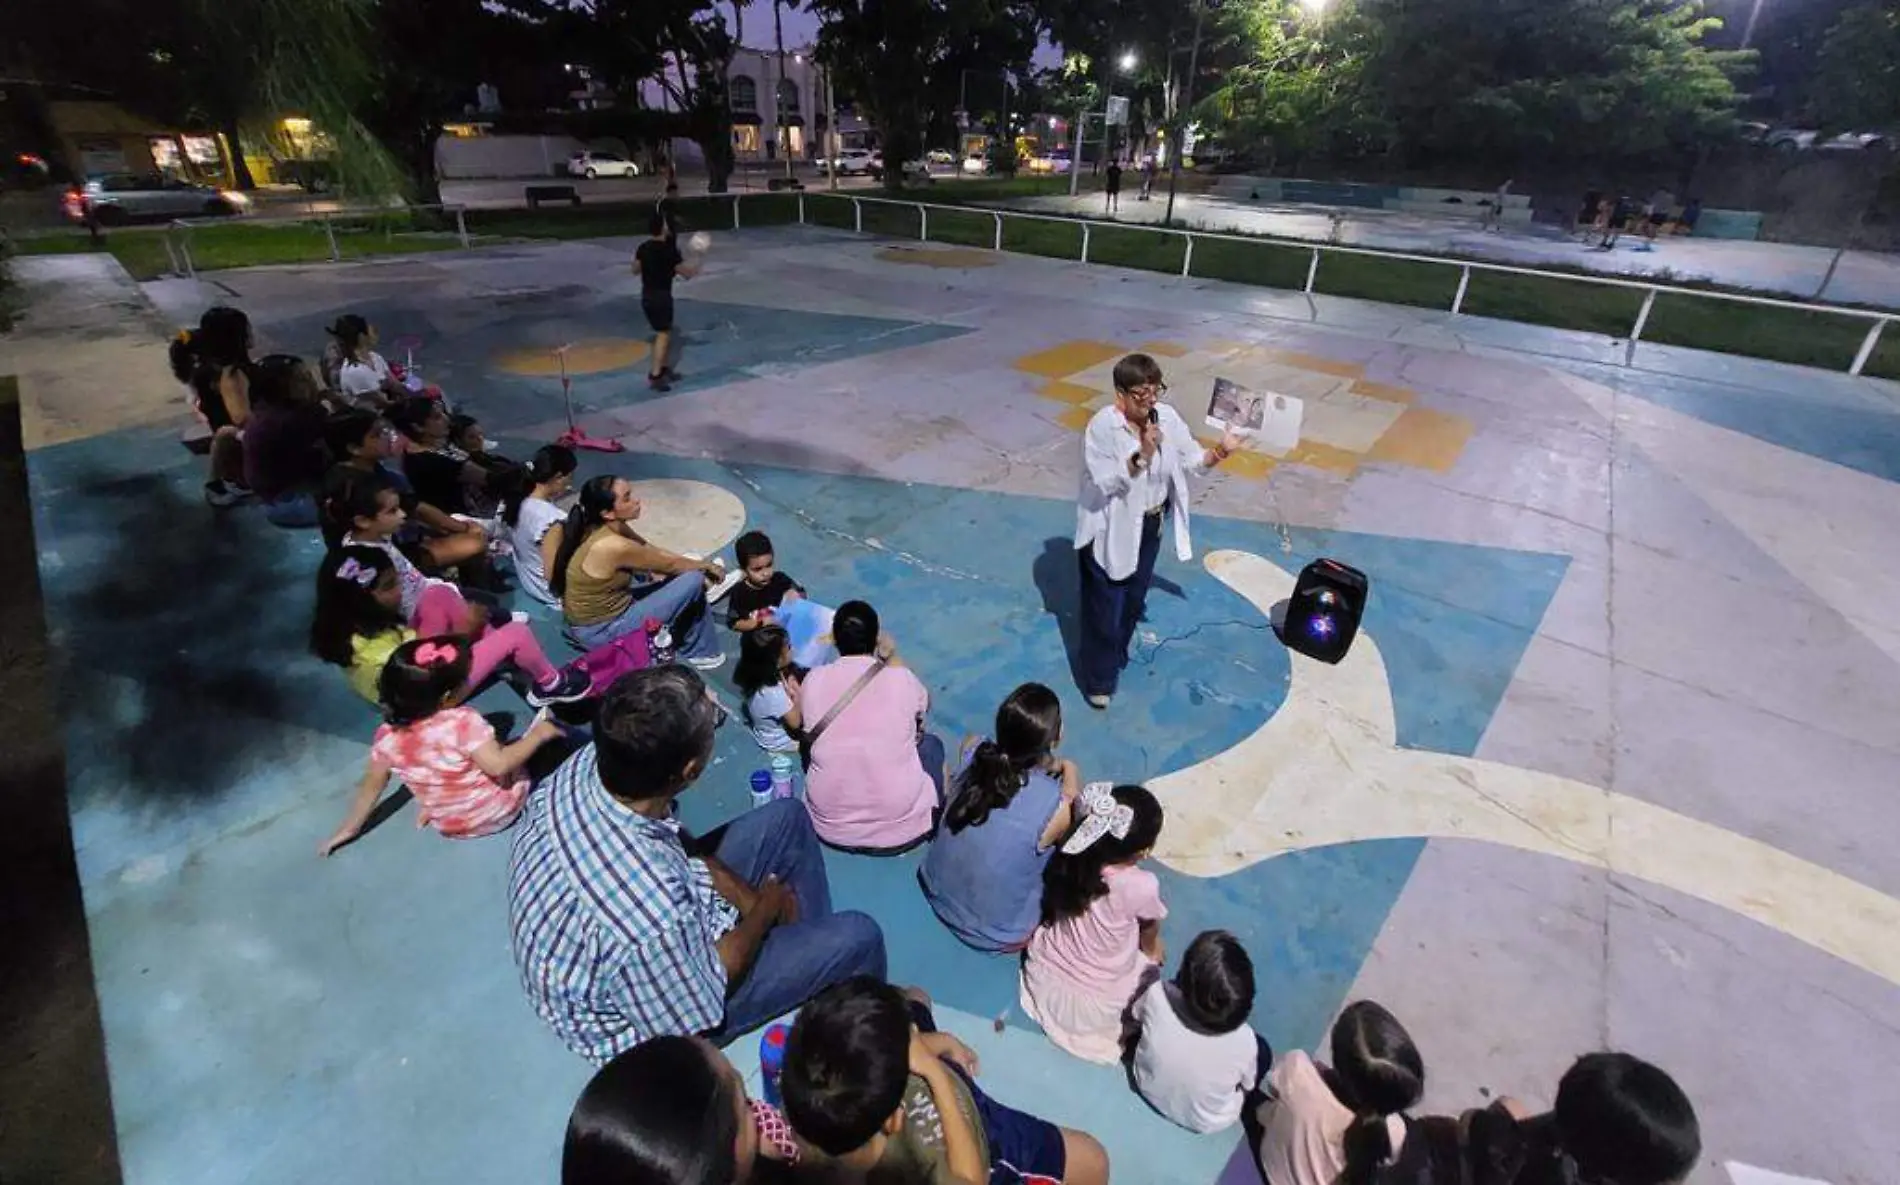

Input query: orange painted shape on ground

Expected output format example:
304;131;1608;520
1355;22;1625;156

1136;341;1191;358
1012;341;1127;380
1348;379;1419;406
1038;379;1102;406
492;338;650;377
1366;406;1474;473
1055;405;1097;432
1283;439;1365;475
875;245;999;269
1262;349;1365;380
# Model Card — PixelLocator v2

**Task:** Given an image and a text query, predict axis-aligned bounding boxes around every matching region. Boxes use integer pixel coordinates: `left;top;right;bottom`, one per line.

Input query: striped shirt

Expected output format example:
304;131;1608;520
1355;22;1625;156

508;747;740;1063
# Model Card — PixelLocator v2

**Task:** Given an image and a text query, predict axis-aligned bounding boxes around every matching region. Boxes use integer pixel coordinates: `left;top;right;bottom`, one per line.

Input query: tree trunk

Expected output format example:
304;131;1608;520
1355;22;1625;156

221;117;257;190
408;128;443;208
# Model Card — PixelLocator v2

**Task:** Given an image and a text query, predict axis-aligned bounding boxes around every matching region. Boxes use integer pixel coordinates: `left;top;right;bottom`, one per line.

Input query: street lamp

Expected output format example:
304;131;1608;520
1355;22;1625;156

1119;51;1138;72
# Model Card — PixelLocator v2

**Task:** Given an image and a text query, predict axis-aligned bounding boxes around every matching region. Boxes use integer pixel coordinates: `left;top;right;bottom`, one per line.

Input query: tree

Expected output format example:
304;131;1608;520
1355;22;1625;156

1198;0;1369;167
1805;3;1900;130
807;0;1039;191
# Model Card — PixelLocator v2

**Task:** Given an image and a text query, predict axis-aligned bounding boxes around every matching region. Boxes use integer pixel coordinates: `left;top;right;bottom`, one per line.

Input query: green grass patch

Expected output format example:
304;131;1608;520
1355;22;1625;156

1865;325;1900;380
1087;224;1185;274
1187;236;1311;291
1461;270;1647;337
922;207;996;248
802;194;858;231
1315;252;1461;309
1001;217;1082;261
858;201;924;239
1642;294;1878;372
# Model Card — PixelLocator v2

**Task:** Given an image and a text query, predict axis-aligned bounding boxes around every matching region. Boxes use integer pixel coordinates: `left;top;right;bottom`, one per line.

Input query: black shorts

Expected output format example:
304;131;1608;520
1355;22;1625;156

641;294;675;333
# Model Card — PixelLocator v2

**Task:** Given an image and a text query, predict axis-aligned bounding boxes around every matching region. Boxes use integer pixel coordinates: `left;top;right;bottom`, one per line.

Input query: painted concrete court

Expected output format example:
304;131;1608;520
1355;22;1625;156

11;222;1900;1185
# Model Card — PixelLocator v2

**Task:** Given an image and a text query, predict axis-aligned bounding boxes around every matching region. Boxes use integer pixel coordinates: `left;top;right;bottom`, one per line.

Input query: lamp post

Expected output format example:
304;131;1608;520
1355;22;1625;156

1163;3;1205;226
1070;50;1136;197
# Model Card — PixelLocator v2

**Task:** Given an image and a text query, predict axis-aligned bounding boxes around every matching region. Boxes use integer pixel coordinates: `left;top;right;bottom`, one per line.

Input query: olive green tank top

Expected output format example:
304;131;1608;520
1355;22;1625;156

562;528;634;626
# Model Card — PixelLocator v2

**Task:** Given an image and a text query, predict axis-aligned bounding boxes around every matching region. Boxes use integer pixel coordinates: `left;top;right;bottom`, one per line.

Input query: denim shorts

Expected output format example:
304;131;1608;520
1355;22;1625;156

906;1000;1066;1185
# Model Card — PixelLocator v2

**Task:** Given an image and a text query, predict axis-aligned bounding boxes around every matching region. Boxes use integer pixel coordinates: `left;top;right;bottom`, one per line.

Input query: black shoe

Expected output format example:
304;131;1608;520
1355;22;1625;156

526;666;592;708
648;374;672;392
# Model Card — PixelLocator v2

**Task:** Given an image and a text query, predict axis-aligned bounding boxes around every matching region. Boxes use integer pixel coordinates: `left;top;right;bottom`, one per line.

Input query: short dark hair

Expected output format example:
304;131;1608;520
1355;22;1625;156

832;600;880;657
562;1035;739;1185
734;530;774;568
780;977;911;1157
594;667;718;802
325;407;380;459
1112;352;1164;393
1174;930;1255;1034
1554;1053;1700;1185
648;210;667;236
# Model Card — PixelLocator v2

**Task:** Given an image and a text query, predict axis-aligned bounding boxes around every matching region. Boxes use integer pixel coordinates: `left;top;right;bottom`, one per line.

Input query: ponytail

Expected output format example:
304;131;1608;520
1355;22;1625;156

1329;1000;1424;1185
168;330;199;383
549;475;618;599
501;443;578;527
945;682;1063;834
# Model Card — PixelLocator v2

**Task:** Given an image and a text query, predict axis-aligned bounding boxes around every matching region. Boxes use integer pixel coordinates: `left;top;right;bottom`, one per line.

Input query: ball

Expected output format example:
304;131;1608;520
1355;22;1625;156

686;231;712;254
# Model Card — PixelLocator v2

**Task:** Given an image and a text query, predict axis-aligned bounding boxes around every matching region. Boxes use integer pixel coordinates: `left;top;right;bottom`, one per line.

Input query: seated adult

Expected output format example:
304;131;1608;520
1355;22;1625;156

242;354;333;528
798;600;945;854
389;395;498;519
550;475;726;669
510;666;886;1064
321;407;490;575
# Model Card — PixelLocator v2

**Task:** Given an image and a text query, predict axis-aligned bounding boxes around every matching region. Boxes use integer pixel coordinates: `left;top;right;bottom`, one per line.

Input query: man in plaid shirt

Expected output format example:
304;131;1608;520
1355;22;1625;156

509;666;886;1063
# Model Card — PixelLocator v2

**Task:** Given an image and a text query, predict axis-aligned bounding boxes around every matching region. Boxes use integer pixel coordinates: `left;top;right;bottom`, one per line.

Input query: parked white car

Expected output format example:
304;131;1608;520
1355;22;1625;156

67;173;248;224
1765;129;1890;153
820;149;881;176
567;151;641;178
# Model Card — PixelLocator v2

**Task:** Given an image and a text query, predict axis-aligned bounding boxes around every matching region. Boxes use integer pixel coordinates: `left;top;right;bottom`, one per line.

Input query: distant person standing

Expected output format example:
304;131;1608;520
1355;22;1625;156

634;210;698;392
1104;160;1123;213
1138;155;1156;201
1481;178;1513;233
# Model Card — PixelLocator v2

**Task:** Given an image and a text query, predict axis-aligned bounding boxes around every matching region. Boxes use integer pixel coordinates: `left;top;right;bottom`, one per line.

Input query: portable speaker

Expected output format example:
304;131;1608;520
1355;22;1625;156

1281;558;1368;664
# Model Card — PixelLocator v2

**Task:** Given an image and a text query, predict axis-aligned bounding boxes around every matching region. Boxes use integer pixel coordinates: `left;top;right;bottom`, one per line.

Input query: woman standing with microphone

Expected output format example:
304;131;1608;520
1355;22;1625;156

1072;353;1242;708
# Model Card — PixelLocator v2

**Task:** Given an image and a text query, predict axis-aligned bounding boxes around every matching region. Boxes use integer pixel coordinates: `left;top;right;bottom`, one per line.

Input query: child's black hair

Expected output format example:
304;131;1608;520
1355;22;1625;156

780;977;912;1158
1173;930;1255;1035
733;624;791;721
310;546;403;667
500;443;578;527
249;353;311;407
562;1035;740;1185
378;636;471;726
1554;1052;1700;1185
1330;1000;1425;1185
447;412;481;450
168;306;251;384
944;682;1060;835
734;530;774;569
324;407;381;460
325;467;401;537
1041;783;1163;926
387;394;439;440
327;313;371;358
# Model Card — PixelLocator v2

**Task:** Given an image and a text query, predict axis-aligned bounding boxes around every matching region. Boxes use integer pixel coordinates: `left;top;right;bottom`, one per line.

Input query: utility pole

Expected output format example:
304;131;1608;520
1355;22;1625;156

1163;0;1206;227
826;63;839;191
1740;0;1766;48
772;0;794;180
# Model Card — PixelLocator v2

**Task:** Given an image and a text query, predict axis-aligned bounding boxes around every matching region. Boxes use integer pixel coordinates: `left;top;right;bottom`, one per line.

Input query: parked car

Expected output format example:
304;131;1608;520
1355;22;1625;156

1765;128;1890;153
567;150;640;178
820;149;881;176
925;149;956;165
66;173;248;225
961;155;989;175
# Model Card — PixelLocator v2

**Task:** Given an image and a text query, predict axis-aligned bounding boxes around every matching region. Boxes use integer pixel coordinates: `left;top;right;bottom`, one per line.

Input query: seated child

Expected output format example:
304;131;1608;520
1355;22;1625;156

1403;1052;1699;1185
781;977;1109;1185
920;683;1079;953
733;622;804;756
327;313;409;409
500;444;579;607
447;411;521;519
1020;783;1166;1064
318;636;577;855
1253;1000;1423;1185
323;410;491;576
1129;930;1269;1134
726;530;805;631
310;544;588;709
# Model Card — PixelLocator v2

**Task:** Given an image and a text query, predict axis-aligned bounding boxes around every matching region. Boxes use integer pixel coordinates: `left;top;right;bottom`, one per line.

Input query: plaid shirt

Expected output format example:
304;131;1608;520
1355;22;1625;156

508;747;740;1064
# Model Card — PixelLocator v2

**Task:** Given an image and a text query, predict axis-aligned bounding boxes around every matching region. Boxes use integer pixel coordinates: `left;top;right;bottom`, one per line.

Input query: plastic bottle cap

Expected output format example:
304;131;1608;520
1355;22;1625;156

765;1027;787;1048
750;770;773;790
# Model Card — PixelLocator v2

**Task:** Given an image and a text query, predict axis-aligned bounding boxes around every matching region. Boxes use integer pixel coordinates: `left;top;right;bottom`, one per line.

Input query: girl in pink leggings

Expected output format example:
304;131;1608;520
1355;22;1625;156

310;545;588;709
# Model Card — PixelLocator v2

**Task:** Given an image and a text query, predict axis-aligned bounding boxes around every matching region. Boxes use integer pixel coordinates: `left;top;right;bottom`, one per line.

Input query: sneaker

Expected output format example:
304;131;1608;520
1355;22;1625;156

648;374;672;392
510;611;531;625
706;568;744;603
1086;693;1112;710
686;652;728;672
525;666;592;708
660;366;682;381
203;480;244;508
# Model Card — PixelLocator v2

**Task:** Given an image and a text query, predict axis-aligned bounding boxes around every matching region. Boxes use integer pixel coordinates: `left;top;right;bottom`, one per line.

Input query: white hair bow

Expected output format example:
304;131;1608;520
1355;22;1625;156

1062;782;1134;855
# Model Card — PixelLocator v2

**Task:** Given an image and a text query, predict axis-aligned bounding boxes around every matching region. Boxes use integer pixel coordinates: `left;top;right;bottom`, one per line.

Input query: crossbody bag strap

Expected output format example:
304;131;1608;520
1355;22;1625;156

803;659;887;749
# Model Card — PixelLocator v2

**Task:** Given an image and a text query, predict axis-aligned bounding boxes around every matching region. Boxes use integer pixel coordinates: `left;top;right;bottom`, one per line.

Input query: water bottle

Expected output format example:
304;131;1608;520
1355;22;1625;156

749;770;774;809
758;1023;791;1106
652;626;675;665
769;752;797;800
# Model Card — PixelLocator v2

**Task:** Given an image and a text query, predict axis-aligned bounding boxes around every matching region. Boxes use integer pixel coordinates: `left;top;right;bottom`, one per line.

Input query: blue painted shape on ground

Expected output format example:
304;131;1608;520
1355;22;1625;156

32;420;1566;1183
253;295;975;438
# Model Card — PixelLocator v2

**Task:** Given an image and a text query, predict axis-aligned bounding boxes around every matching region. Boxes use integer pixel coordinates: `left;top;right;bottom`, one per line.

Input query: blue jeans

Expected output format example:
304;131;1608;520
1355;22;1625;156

1076;512;1163;696
570;570;719;659
702;798;887;1041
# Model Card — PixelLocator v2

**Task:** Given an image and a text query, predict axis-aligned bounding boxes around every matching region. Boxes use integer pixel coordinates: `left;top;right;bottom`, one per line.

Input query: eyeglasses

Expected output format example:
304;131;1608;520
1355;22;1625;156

1121;383;1167;405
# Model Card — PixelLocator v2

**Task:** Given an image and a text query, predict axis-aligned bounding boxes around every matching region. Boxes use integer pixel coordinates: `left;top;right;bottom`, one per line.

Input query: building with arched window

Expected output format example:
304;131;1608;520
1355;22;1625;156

643;46;834;163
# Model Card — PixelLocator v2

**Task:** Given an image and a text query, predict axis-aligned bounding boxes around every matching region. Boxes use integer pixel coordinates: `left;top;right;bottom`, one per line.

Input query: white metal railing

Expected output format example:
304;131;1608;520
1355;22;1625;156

144;187;1894;378
165;203;474;278
798;192;1896;378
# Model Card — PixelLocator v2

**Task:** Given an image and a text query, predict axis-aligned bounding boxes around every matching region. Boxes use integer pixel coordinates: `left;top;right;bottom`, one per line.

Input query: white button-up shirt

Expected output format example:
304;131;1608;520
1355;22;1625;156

1075;401;1213;581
